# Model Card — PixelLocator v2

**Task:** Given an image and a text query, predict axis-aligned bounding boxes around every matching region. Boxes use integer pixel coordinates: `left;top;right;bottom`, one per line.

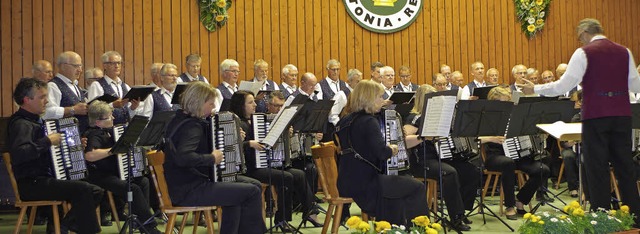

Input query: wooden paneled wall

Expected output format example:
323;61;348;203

2;0;640;116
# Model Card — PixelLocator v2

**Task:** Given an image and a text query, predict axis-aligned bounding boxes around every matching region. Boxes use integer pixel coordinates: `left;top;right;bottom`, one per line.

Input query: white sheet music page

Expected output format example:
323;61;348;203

239;81;263;96
536;121;582;141
263;105;299;147
420;95;457;137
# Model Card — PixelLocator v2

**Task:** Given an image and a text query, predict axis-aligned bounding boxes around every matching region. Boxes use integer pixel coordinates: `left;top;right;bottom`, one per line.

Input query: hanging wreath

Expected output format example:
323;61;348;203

515;0;551;39
198;0;232;32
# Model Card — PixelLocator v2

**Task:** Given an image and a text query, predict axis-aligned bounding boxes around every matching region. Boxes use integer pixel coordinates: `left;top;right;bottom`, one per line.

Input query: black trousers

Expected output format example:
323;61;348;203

377;175;429;226
485;155;550;207
18;177;103;233
177;181;266;234
582;116;640;219
291;157;319;195
412;159;480;218
247;167;314;222
86;174;155;225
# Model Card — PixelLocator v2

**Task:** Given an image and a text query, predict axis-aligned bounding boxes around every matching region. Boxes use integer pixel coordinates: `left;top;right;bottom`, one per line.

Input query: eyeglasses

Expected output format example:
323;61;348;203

104;61;122;66
434;83;447;86
225;70;240;74
162;74;178;78
399;75;411;78
328;68;340;72
515;72;527;75
64;63;83;69
97;116;113;120
269;103;284;108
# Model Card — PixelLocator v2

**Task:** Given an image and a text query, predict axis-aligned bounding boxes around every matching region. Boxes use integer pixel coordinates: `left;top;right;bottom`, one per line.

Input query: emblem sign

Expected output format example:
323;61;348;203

344;0;423;34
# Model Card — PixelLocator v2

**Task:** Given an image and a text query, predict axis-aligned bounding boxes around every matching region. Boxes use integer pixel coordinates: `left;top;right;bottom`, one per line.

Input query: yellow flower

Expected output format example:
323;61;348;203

216;0;226;8
538;220;545;225
426;228;438;234
573;208;585;216
570;201;581;209
560;215;567;220
431;223;442;231
215;15;226;22
523;213;532;219
621;205;630;213
527;24;536;32
413;216;430;226
564;206;571;213
346;216;362;228
535;0;543;5
610;210;617;215
375;221;391;232
531;217;539;223
357;222;370;232
536;19;544;26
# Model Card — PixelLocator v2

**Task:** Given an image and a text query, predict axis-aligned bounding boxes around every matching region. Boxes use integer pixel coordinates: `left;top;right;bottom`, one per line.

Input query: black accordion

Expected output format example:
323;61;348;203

112;125;147;180
379;109;410;175
211;112;245;182
44;117;87;180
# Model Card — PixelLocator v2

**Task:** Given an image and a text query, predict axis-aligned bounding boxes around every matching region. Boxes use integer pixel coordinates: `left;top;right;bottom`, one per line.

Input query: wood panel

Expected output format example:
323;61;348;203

2;0;640;115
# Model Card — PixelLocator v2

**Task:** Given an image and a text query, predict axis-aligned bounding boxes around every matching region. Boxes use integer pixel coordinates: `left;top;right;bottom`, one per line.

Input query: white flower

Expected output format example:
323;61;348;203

591;220;598;225
395;231;402;234
591;213;598;218
550;218;558;222
392;224;399;228
543;212;550;217
539;11;545;17
527;17;536;24
399;225;406;230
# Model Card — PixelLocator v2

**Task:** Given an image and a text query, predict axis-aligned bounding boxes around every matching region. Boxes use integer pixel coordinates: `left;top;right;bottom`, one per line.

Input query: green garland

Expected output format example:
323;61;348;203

515;0;551;39
198;0;232;32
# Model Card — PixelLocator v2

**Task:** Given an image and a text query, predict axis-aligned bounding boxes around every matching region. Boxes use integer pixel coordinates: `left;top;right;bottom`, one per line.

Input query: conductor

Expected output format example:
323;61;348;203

521;18;640;225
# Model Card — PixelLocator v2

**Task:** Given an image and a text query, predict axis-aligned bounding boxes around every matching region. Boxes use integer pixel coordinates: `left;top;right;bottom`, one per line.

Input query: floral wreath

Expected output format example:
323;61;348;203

515;0;552;39
198;0;232;32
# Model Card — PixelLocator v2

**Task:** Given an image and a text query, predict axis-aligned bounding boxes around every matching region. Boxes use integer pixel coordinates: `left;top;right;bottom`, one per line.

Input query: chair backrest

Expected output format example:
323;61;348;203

312;142;341;200
146;150;175;209
2;153;23;203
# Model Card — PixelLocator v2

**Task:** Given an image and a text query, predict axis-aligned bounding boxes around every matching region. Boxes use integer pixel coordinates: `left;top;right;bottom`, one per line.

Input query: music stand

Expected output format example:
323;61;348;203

452;100;514;232
471;85;498;99
416;94;462;233
505;100;575;215
109;115;151;234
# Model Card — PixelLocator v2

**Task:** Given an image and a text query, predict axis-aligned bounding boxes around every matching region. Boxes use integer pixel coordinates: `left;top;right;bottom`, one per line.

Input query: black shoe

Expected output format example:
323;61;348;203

46;222;69;234
315;196;324;204
517;208;528;215
303;216;323;228
462;216;473;225
451;217;471;231
100;212;113;226
536;193;554;203
275;221;294;233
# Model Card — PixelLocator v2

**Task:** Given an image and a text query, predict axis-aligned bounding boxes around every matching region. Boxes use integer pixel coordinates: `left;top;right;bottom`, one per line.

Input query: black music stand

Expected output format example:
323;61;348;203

109;115;150;234
504;100;575;215
452;100;514;232
471;85;498;99
416;94;461;233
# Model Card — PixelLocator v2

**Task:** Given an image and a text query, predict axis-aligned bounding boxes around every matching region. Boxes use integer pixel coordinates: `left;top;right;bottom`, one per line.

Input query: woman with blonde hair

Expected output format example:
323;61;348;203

334;80;428;225
163;82;266;233
403;84;478;231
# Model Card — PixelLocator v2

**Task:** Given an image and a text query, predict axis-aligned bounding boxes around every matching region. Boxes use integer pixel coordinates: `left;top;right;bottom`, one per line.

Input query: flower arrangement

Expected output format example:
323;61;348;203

198;0;232;32
346;215;442;234
518;201;635;234
514;0;552;38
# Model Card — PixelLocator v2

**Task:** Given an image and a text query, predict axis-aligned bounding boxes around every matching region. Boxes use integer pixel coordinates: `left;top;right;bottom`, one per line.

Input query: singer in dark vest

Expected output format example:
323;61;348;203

9;78;103;234
44;51;89;132
522;18;640;225
251;59;280;113
179;54;209;83
87;51;142;125
141;63;181;119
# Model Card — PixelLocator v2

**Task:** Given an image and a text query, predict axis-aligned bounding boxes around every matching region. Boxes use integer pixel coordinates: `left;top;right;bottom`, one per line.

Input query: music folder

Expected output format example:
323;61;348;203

537;121;582;141
110;115;150;154
171;83;187;104
136;111;176;148
388;92;415;104
262;105;303;148
123;85;156;101
418;91;457;137
239;80;263;96
88;94;118;105
471;85;497;99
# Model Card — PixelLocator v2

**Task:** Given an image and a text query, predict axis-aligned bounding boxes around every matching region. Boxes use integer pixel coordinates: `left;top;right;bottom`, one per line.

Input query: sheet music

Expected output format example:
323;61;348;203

239;80;263;96
420;95;457;137
536;121;582;141
263;105;300;147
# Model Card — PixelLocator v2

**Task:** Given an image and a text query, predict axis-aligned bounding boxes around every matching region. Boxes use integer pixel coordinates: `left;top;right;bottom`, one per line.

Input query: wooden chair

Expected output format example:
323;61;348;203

3;153;64;234
312;142;365;234
479;145;530;215
146;150;220;234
